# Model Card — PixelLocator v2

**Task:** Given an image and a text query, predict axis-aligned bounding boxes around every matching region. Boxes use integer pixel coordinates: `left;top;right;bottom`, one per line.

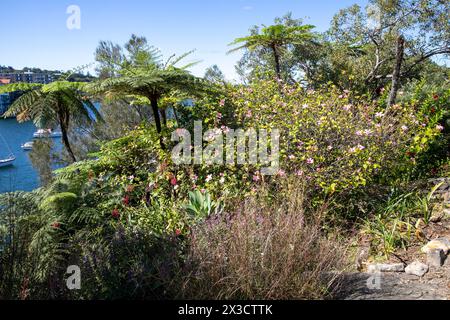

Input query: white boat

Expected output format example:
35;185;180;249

21;141;34;150
0;134;15;167
0;155;15;168
33;129;63;138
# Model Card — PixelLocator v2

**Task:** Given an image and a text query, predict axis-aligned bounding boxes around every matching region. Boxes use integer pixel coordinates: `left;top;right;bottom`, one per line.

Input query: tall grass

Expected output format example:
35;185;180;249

180;180;349;299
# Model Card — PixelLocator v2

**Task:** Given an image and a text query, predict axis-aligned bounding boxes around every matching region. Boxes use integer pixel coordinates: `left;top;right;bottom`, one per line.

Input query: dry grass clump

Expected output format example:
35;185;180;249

180;180;349;299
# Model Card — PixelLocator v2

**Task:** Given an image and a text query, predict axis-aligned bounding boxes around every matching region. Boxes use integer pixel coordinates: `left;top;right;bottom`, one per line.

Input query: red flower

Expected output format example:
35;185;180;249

175;229;182;236
430;107;436;114
51;222;60;229
112;208;120;218
170;177;178;186
122;195;130;206
433;94;439;101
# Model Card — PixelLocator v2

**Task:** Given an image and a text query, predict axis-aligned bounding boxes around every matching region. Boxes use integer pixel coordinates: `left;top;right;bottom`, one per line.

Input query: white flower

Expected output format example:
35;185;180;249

436;124;444;131
219;177;225;184
401;125;408;131
205;174;213;182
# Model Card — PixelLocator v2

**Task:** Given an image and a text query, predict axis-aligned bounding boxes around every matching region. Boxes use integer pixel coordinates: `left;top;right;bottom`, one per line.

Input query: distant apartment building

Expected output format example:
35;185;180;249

0;71;55;115
0;71;55;84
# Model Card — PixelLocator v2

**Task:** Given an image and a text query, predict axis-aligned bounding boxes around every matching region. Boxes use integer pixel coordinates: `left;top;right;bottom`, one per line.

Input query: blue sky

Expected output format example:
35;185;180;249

1;0;368;80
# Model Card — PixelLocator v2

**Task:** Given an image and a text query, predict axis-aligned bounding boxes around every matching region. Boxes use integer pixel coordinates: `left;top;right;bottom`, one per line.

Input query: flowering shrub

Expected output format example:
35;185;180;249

228;80;442;193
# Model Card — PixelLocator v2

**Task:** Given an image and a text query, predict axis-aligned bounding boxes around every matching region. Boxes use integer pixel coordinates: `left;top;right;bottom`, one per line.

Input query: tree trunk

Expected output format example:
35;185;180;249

58;112;76;163
150;96;165;149
150;96;163;134
271;45;282;81
388;35;405;107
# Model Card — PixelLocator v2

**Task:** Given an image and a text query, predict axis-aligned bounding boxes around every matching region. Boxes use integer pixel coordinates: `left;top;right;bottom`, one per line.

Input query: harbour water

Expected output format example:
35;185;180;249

0;118;41;193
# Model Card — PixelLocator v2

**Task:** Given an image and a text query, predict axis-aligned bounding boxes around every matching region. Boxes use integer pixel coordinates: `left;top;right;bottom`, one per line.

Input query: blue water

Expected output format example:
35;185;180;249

0;118;60;193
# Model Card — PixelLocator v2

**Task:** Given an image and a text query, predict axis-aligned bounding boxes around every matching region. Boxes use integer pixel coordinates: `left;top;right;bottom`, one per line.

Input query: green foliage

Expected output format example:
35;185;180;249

184;190;220;221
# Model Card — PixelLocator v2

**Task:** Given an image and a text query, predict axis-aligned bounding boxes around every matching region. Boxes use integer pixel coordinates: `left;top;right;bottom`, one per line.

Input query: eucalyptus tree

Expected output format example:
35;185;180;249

327;0;450;102
89;35;205;142
204;65;226;84
0;81;101;163
229;18;316;81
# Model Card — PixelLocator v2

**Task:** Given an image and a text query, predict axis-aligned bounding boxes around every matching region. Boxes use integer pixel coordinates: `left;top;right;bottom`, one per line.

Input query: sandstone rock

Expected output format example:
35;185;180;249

367;263;404;273
421;238;450;255
426;249;445;268
405;261;429;277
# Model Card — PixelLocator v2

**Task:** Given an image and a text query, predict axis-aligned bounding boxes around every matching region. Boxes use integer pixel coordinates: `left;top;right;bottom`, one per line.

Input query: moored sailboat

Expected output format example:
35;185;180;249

0;133;15;167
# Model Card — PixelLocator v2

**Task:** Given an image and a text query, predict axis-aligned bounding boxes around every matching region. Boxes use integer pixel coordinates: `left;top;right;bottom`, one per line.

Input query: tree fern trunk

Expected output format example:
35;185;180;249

150;96;165;149
272;45;282;81
150;96;163;133
58;112;76;163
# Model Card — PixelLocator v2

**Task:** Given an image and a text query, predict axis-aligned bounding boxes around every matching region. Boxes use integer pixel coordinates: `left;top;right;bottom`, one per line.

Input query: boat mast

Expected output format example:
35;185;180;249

0;133;14;158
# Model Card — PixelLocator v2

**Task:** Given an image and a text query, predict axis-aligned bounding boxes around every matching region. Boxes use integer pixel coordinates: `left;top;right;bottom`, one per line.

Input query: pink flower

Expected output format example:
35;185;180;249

200;188;206;194
216;112;223;119
170;177;178;186
252;175;260;182
436;124;444;131
219;99;225;106
295;170;304;176
245;110;253;118
306;158;314;164
277;169;286;177
401;125;408;131
205;174;213;182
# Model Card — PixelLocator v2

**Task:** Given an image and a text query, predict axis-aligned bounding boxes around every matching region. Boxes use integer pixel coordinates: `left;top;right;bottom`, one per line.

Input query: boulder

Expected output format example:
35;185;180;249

367;263;404;273
405;261;429;277
426;249;445;268
421;238;450;255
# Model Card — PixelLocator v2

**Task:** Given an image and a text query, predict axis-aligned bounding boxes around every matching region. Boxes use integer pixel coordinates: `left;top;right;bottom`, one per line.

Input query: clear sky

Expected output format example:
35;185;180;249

1;0;368;81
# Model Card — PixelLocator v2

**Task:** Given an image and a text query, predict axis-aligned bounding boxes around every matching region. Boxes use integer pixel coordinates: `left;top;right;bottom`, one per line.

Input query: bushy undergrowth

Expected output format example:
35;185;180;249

0;79;448;299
